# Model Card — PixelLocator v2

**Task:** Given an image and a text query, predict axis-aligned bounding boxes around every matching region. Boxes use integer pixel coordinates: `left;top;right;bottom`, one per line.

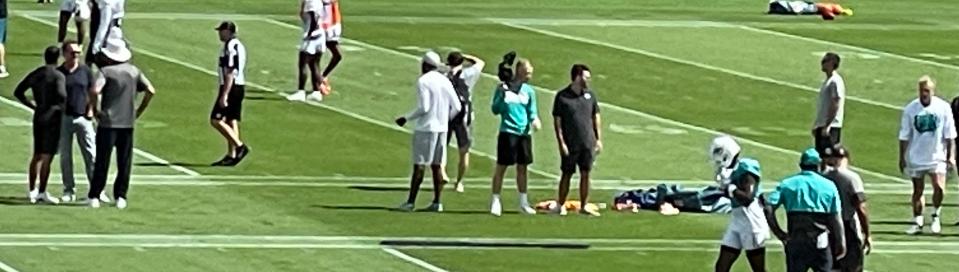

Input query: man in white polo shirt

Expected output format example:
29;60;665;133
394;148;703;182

813;52;845;153
899;75;956;235
395;51;461;213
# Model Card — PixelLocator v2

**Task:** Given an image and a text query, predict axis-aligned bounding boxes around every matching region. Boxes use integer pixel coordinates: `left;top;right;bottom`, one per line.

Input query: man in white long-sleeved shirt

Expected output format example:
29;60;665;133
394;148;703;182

394;51;461;213
900;76;957;235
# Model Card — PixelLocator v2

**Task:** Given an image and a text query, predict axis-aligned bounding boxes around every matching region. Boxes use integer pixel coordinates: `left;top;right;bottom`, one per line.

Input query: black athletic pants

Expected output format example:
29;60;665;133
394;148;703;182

89;127;134;199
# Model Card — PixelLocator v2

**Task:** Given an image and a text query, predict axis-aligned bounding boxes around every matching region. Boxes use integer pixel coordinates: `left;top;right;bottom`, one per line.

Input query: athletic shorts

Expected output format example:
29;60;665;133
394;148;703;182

0;18;7;44
61;0;91;21
33;117;63;155
496;132;533;166
446;122;472;150
210;85;246;121
906;162;947;178
412;131;447;166
721;209;769;250
299;36;326;55
834;220;864;271
561;149;595;174
814;127;841;154
325;24;342;42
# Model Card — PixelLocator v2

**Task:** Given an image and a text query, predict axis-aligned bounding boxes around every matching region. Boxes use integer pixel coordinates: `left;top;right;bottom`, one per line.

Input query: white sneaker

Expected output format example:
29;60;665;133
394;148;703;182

61;193;76;203
905;224;923;235
0;66;9;78
932;217;942;234
424;203;443;213
286;90;307;102
454;182;465;193
490;197;502;217
99;192;112;203
28;189;39;204
39;193;60;205
306;91;324;102
550;204;568;216
116;198;127;210
88;198;101;208
519;204;537;215
397;202;414;212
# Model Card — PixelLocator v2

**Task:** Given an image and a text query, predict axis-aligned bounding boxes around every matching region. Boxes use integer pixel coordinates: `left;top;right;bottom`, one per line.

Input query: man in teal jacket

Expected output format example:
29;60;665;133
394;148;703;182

489;57;541;217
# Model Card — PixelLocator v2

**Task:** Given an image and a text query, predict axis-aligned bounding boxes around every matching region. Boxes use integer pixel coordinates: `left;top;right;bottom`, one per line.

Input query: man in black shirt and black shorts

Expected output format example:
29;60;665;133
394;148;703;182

551;64;602;216
14;46;67;204
210;21;250;166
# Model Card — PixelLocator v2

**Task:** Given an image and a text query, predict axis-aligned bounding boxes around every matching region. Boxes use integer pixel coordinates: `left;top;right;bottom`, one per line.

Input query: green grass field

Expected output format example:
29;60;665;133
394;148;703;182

2;0;959;271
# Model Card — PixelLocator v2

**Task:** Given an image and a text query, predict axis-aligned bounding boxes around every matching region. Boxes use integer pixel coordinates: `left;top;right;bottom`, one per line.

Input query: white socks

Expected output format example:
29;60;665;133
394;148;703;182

519;193;530;207
915;215;924;226
933;207;942;218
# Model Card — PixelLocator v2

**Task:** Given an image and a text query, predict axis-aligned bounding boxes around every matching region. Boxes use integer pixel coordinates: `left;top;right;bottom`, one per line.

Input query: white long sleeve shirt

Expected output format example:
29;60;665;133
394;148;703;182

404;71;461;132
92;0;125;54
899;97;957;168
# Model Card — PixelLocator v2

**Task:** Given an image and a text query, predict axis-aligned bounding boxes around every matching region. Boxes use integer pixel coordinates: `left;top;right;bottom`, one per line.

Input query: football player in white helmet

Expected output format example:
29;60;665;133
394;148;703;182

709;135;769;272
710;135;741;185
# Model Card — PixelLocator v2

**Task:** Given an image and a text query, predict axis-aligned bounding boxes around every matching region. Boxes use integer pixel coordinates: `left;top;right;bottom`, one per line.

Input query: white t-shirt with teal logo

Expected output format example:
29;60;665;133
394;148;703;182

899;97;957;169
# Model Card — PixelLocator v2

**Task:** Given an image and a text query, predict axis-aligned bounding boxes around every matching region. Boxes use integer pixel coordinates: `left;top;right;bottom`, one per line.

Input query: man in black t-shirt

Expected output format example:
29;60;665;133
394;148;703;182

14;46;67;205
551;64;602;216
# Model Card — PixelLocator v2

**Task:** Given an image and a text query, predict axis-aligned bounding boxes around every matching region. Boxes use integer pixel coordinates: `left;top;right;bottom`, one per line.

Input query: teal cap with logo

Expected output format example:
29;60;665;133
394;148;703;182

800;148;822;166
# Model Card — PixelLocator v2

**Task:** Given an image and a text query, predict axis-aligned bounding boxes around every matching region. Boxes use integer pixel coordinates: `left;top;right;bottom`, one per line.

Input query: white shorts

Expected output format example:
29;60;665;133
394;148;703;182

906;162;947;179
325;24;342;42
720;202;769;251
60;0;91;22
412;131;447;166
299;36;326;55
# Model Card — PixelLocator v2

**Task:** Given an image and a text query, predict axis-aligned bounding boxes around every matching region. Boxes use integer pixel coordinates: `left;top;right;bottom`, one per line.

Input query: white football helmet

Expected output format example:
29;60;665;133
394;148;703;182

708;135;741;170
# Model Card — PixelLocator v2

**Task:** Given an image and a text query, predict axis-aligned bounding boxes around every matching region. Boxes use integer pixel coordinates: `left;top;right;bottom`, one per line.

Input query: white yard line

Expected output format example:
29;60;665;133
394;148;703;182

498;22;901;112
18;10;959;31
382;248;450;272
0;93;199;177
485;22;908;184
0;234;956;254
260;18;910;185
19;13;560;181
737;25;959;72
0;178;924;194
0;260;21;272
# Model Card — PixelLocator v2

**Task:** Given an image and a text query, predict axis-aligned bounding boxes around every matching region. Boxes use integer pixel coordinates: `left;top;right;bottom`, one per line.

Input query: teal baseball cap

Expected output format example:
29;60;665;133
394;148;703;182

800;148;822;166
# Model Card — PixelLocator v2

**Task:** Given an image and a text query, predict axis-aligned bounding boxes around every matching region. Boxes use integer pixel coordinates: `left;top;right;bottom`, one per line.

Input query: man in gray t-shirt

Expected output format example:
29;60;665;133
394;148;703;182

87;46;154;209
813;52;846;153
822;144;870;272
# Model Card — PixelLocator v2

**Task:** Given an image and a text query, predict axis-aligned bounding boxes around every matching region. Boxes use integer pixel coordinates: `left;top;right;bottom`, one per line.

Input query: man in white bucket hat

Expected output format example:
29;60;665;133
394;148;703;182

87;39;153;209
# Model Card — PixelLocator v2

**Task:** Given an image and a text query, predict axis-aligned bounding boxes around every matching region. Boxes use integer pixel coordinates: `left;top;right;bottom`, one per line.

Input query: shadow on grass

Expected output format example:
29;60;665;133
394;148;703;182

313;204;516;215
135;162;210;168
873;230;959;237
347;185;410;192
871;220;914;226
0;196;86;208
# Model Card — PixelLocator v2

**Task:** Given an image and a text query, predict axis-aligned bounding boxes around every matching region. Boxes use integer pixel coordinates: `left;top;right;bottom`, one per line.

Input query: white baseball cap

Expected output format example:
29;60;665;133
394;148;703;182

422;51;442;67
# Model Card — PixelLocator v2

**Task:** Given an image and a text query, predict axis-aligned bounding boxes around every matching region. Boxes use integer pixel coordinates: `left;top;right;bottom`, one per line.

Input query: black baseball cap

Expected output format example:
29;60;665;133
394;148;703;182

822;144;849;158
215;21;237;32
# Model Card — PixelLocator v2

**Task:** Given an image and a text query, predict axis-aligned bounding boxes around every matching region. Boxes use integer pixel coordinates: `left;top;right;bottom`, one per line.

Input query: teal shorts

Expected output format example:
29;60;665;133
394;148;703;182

0;18;7;44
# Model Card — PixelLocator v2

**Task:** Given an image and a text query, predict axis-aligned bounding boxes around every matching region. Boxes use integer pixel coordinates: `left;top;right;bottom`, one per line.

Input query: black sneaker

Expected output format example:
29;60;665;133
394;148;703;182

226;145;250;166
211;155;235;166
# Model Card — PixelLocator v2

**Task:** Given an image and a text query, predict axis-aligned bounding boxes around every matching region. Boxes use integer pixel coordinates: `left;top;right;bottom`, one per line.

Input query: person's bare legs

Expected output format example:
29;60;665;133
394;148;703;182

210;119;242;158
430;164;443;204
36;154;54;194
556;172;573;206
490;164;508;216
714;246;741;272
58;11;72;43
406;165;426;204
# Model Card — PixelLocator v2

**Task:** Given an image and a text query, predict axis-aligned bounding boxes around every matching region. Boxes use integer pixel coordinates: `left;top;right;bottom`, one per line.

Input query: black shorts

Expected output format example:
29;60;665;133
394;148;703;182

446;122;472;150
814;127;842;153
834;220;864;271
211;85;246;121
33;117;62;155
561;149;595;174
496;133;532;166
